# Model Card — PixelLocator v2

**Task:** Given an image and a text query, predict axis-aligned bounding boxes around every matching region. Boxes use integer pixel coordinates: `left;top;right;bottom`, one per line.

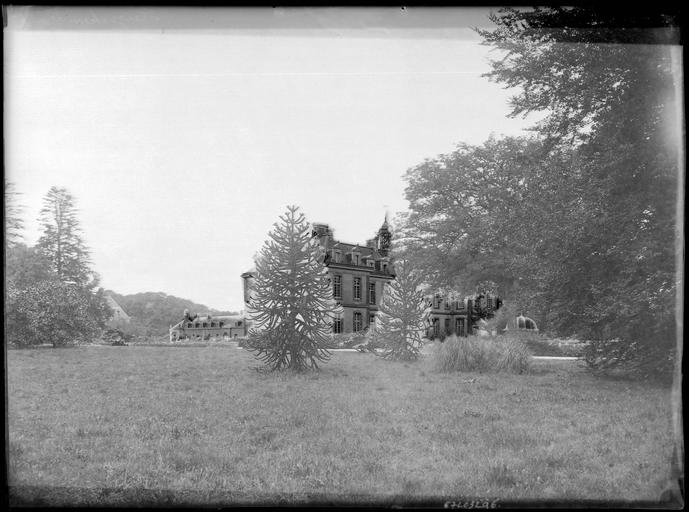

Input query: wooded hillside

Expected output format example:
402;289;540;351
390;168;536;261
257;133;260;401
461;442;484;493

106;291;240;337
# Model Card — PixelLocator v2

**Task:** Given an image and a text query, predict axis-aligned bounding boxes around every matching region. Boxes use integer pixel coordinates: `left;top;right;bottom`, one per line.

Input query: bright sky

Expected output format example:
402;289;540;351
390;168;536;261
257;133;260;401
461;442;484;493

5;7;537;311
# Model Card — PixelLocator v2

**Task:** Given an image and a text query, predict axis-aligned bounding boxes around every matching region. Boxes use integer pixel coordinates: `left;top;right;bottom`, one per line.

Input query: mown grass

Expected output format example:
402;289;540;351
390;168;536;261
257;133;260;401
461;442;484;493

6;345;680;506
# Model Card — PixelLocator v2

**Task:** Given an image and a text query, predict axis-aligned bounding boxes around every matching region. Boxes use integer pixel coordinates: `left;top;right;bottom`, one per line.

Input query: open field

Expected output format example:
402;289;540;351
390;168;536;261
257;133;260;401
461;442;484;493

7;345;680;507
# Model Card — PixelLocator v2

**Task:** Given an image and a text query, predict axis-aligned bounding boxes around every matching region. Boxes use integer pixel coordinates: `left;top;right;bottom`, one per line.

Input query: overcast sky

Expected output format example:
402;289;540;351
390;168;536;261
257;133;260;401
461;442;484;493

5;7;538;312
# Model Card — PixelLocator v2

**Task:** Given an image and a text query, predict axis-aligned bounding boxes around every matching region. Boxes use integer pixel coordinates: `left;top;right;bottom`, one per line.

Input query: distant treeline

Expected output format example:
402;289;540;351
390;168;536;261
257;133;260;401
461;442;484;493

107;290;239;337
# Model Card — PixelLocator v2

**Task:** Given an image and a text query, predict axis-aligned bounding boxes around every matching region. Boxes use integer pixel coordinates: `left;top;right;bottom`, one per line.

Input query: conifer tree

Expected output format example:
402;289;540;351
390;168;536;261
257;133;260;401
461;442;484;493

247;205;342;371
374;259;430;361
36;186;94;286
5;181;24;248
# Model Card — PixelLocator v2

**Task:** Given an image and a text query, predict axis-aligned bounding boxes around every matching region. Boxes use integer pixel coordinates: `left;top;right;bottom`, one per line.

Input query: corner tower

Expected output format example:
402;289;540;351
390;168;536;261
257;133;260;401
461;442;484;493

376;214;392;257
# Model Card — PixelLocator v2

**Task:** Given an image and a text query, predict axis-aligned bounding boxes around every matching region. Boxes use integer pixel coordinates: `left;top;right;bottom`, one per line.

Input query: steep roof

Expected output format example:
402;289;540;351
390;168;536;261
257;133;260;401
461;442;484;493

325;240;383;260
105;294;130;321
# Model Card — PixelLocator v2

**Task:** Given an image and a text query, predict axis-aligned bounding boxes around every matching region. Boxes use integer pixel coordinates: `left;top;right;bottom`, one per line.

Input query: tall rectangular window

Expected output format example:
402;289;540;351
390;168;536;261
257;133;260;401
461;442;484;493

456;318;465;336
353;312;363;332
353;277;361;300
333;317;343;334
333;275;342;299
368;282;376;304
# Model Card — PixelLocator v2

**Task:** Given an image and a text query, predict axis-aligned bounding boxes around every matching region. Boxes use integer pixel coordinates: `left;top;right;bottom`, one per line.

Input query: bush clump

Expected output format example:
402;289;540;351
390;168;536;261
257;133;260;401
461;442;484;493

325;330;372;349
432;334;531;374
504;330;586;357
583;337;676;379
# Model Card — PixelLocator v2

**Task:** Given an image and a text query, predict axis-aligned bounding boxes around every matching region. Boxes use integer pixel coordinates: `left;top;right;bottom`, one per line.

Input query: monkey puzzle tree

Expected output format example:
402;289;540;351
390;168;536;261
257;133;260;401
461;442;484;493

374;259;430;361
247;205;342;371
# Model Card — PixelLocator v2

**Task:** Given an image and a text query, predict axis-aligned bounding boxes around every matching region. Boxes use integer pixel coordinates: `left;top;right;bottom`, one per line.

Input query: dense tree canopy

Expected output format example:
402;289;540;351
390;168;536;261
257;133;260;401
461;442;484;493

399;7;680;374
7;281;109;348
6;186;112;347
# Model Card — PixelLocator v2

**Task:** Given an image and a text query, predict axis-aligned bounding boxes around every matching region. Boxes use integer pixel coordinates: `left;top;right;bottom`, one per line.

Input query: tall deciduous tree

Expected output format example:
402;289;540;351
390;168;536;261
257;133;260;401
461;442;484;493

400;7;680;375
247;205;342;371
399;135;568;315
37;186;94;286
373;259;430;361
477;7;680;375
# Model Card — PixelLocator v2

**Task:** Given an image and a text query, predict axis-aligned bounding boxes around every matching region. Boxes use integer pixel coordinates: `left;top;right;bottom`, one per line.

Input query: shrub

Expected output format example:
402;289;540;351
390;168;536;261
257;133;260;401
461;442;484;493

504;330;586;357
6;281;105;348
432;335;531;374
100;328;132;346
583;337;676;379
325;331;370;349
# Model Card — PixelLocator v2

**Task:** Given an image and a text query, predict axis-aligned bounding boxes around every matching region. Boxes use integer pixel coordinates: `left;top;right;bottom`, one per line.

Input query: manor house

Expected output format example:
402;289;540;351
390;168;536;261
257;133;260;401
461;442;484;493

169;312;247;341
241;217;508;338
242;217;395;334
426;293;502;339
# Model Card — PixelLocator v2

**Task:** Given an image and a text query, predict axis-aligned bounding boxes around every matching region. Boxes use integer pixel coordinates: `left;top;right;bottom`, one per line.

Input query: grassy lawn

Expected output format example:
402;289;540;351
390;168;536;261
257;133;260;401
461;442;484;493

7;345;680;506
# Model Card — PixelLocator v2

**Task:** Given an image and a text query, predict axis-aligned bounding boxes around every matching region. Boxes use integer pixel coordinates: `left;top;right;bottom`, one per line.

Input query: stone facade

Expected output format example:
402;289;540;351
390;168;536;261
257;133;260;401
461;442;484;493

169;312;247;341
426;293;502;339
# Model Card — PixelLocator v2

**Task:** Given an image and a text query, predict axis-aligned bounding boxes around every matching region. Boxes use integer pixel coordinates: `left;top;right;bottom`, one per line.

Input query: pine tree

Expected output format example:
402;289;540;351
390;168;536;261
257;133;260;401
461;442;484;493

374;259;430;361
36;186;93;286
247;205;342;371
